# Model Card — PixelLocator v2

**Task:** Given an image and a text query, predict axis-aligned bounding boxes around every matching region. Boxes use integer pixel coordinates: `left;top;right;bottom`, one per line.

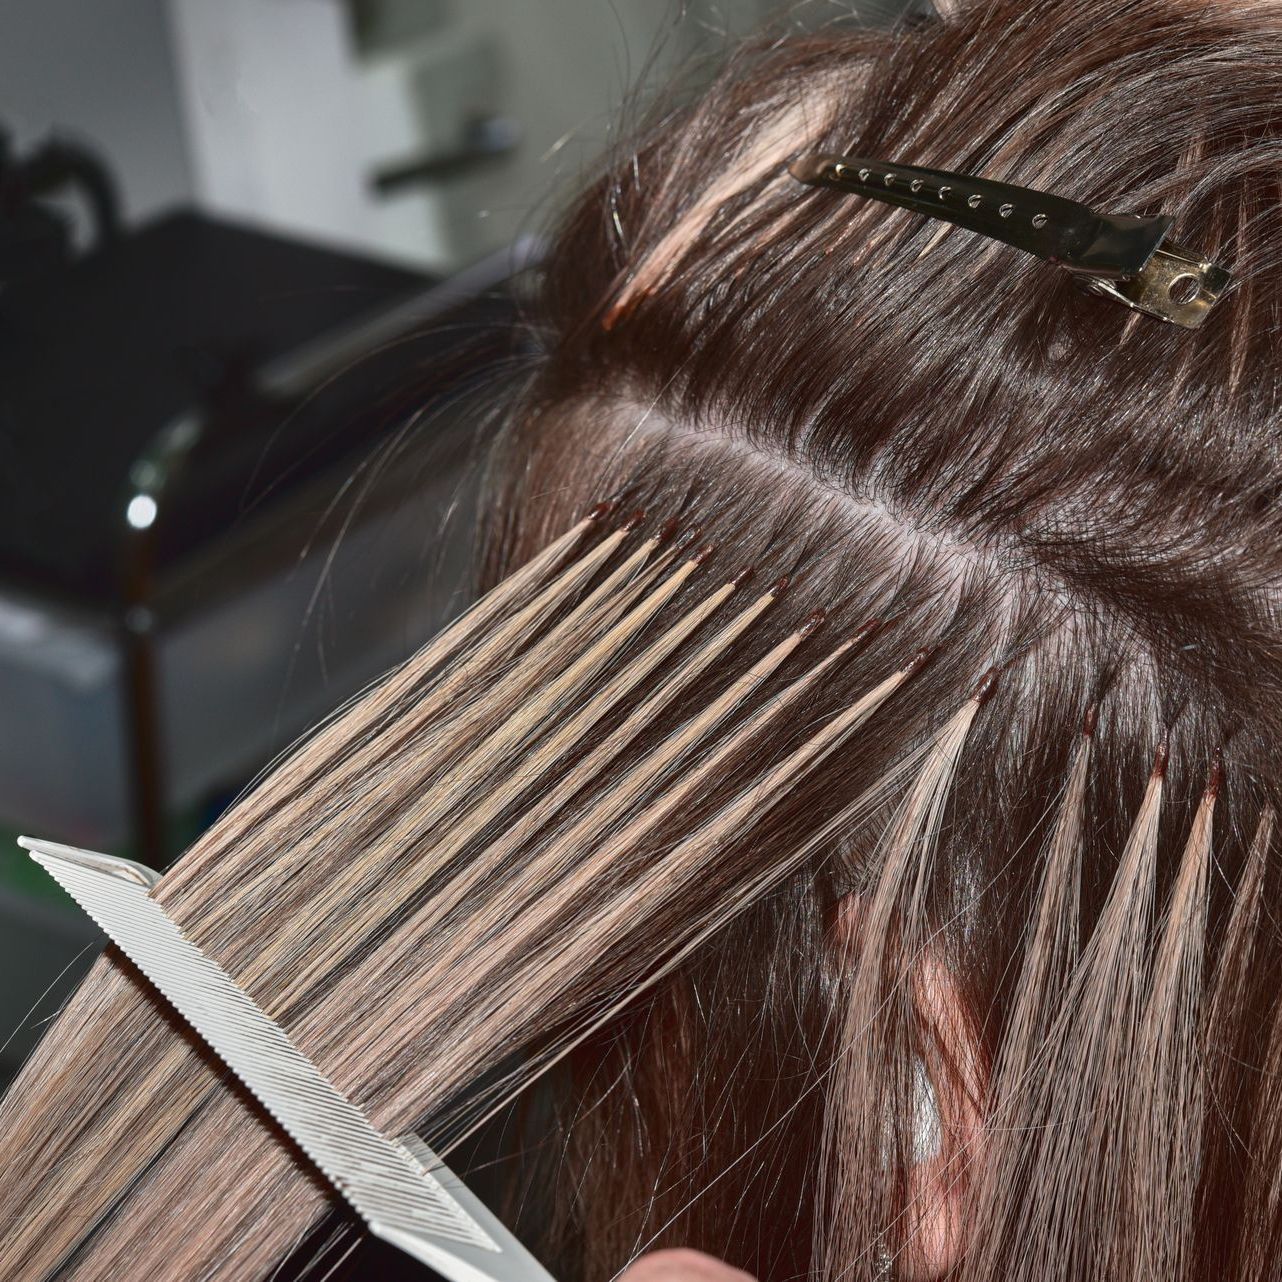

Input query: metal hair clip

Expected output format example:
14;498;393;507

789;154;1231;329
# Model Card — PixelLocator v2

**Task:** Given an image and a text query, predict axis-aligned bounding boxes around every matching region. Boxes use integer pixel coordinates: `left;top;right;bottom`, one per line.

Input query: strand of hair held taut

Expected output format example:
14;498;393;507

333;634;926;1095
298;568;772;972
170;511;665;940
961;710;1094;1281
324;613;844;1070
65;577;846;1273
250;534;718;1007
0;517;642;1279
162;504;611;902
1129;754;1221;1281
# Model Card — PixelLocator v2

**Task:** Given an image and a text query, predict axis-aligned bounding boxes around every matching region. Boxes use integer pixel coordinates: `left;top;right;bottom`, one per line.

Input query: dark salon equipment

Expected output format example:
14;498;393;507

0;126;121;285
0;202;530;1081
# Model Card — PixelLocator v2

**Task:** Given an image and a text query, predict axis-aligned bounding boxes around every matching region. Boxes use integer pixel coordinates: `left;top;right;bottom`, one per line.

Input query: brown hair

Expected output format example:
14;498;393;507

4;0;1282;1278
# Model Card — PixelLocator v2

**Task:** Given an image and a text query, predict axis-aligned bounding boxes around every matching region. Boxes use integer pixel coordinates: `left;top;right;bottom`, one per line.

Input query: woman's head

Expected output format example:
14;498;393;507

484;8;1282;1271
4;0;1282;1279
481;0;1282;1273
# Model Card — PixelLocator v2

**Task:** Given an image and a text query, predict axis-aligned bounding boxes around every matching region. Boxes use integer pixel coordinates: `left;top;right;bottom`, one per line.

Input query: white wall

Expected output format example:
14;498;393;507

166;0;454;266
163;0;709;270
162;0;784;271
0;0;870;270
0;0;908;268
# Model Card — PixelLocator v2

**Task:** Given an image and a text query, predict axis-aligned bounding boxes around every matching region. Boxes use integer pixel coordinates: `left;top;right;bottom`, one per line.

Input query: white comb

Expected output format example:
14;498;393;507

19;836;557;1282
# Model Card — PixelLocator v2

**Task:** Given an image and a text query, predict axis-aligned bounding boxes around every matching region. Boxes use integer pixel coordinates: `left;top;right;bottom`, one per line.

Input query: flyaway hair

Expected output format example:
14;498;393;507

6;0;1282;1279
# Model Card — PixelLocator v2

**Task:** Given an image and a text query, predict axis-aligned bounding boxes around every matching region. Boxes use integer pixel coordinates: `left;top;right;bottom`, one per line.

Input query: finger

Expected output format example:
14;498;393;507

618;1248;758;1282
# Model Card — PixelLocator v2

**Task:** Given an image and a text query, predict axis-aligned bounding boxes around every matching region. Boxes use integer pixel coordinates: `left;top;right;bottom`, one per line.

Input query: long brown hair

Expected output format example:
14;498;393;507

4;0;1282;1278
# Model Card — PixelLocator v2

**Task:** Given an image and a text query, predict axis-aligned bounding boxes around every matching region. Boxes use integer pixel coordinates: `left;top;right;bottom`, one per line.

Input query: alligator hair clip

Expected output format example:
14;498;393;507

789;154;1231;329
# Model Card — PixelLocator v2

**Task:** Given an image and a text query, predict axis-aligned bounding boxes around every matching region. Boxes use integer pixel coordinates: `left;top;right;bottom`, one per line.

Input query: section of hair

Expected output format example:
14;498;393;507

961;717;1092;1279
0;511;952;1281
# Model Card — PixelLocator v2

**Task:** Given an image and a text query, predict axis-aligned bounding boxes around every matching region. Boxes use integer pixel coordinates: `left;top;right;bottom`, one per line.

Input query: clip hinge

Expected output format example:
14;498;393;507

1079;239;1231;329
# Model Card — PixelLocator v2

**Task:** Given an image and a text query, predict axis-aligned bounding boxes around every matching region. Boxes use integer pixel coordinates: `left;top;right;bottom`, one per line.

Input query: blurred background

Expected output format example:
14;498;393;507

0;0;920;1089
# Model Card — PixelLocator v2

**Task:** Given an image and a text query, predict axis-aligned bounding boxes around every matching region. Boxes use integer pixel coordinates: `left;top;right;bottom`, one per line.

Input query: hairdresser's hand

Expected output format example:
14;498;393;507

618;1249;757;1282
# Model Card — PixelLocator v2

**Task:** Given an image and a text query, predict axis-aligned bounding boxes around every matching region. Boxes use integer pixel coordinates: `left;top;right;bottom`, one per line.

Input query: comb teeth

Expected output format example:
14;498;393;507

18;838;555;1282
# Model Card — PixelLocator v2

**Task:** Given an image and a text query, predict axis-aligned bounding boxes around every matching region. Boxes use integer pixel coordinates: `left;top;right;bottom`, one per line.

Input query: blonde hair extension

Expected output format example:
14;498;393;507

602;83;840;329
820;670;998;1280
999;744;1168;1282
962;710;1094;1280
1130;754;1221;1280
1207;806;1274;1050
280;541;738;999
321;615;852;1081
302;570;777;987
166;506;644;913
201;510;670;946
